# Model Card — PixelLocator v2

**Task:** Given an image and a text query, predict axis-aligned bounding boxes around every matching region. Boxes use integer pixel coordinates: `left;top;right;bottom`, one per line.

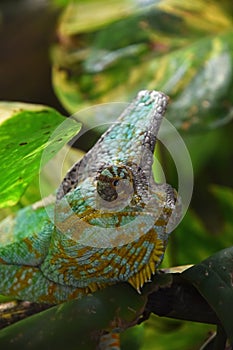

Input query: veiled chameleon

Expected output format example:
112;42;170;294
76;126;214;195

0;90;179;347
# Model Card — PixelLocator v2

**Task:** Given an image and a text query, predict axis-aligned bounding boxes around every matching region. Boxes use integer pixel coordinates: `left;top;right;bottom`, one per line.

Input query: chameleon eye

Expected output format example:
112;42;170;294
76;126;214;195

113;180;119;187
96;165;134;205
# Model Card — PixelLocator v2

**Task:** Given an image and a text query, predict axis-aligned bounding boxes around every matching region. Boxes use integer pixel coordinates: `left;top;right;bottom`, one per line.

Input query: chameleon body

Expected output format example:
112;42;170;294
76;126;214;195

0;91;178;343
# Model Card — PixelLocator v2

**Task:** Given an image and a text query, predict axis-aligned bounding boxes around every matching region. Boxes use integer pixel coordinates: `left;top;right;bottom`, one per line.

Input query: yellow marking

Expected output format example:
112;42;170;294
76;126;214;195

142;268;147;283
88;282;99;293
149;261;156;275
24;237;41;260
146;265;151;280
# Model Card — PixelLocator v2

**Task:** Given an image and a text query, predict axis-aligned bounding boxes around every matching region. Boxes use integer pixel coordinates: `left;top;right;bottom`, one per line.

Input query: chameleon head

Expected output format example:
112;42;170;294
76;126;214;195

45;90;181;292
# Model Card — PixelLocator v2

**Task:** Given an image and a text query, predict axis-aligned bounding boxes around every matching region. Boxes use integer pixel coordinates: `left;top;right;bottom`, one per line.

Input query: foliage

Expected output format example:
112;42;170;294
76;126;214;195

52;0;233;132
183;248;233;343
0;103;81;209
0;284;146;349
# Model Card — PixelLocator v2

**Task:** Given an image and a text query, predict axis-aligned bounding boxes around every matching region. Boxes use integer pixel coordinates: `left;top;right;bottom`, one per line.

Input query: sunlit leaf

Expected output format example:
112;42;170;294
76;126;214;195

52;0;233;131
121;325;144;350
0;102;81;208
141;315;212;350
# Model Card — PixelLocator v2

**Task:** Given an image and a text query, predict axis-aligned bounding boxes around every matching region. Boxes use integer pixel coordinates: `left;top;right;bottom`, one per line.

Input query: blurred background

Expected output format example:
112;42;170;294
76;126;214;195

0;0;232;349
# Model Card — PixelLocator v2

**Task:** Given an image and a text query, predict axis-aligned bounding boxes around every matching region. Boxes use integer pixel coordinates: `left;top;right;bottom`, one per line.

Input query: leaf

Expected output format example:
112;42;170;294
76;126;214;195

141;316;213;350
0;102;81;208
121;325;145;350
210;185;233;224
161;32;233;132
163;185;233;268
163;211;218;267
182;247;233;343
0;283;146;350
0;270;216;350
52;0;233;131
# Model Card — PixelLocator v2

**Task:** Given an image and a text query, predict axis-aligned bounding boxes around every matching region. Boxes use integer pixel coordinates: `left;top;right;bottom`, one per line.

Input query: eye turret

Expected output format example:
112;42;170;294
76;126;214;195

96;165;134;209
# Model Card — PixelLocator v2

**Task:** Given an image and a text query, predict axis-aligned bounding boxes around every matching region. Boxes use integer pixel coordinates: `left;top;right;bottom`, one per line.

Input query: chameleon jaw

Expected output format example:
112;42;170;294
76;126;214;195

77;238;164;296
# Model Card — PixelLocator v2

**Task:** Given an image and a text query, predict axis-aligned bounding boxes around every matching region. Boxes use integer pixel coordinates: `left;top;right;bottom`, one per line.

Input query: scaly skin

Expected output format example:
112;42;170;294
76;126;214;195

0;90;178;305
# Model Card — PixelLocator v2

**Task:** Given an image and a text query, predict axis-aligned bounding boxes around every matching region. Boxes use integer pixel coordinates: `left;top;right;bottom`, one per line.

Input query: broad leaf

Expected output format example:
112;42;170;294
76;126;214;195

182;247;233;343
0;284;146;350
210;185;233;224
52;0;233;131
0;103;81;208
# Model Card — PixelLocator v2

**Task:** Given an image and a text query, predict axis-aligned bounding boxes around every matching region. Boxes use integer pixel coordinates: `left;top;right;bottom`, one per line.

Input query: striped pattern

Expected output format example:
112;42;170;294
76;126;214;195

0;91;179;350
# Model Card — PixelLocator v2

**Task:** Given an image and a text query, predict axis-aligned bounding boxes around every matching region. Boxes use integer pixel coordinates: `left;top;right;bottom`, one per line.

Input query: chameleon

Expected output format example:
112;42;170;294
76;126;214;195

0;90;179;348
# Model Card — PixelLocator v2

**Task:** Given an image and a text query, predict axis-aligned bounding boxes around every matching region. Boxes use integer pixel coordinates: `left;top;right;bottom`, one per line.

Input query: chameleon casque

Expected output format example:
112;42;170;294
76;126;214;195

0;90;179;348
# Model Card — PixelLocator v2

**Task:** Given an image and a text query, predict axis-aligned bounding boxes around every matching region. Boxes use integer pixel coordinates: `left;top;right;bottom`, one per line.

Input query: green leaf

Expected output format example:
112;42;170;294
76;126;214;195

52;1;233;131
210;185;233;224
0;102;81;208
121;325;144;350
141;315;212;350
163;184;233;268
0;283;146;350
163;211;217;267
182;247;233;343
